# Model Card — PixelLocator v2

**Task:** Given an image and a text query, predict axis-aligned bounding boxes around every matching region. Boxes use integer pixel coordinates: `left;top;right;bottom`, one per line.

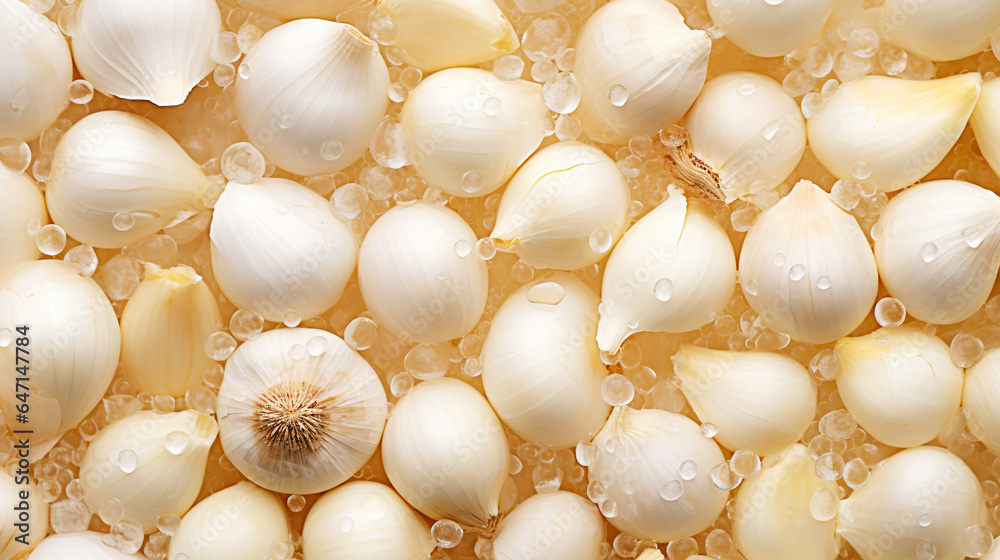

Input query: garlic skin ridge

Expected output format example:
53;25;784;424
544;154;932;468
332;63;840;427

27;531;147;560
970;77;1000;180
0;167;48;277
962;348;1000;457
881;0;1000;62
707;0;838;58
0;469;48;560
492;491;605;560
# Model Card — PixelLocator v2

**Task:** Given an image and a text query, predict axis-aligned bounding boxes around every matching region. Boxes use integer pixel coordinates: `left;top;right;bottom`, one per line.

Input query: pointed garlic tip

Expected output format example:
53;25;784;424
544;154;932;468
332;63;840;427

834;324;963;448
881;0;1000;62
216;328;388;495
303;481;435;559
672;345;817;456
490;141;631;270
492;492;605;560
874;179;1000;325
0;167;48;276
210;178;359;324
235;19;389;176
28;531;147;560
236;0;362;20
588;407;728;542
707;0;837;57
837;446;986;560
970;77;1000;178
597;186;736;354
0;469;48;559
573;0;711;144
807;73;982;193
962;348;1000;457
359;201;488;343
401;68;548;198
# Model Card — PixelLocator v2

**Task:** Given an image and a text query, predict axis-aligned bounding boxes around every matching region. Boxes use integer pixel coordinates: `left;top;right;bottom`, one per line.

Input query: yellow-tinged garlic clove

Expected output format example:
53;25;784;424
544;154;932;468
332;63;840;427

962;348;1000;457
970;78;1000;179
707;0;838;58
28;531;145;559
216;328;388;495
597;186;736;354
0;167;48;277
492;491;605;560
0;469;47;560
807;74;982;192
235;0;361;20
881;0;1000;62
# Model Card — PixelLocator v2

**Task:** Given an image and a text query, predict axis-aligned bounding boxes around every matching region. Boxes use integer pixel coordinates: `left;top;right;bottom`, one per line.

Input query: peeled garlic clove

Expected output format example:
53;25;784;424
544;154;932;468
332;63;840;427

740;180;877;345
834;325;963;448
72;0;221;106
375;0;518;72
807;74;982;192
235;20;389;176
573;0;712;144
235;0;359;20
588;407;728;542
707;0;837;58
732;444;839;560
962;348;1000;456
28;531;145;559
970;78;1000;179
838;446;986;560
597;186;736;354
359;201;487;343
482;273;610;449
492;491;605;560
666;72;806;203
0;469;48;559
210;178;358;323
881;0;1000;62
46;111;216;249
491;141;630;270
874;180;1000;324
302;481;435;560
0;167;47;276
382;378;509;527
672;345;817;457
217;328;388;495
400;68;548;198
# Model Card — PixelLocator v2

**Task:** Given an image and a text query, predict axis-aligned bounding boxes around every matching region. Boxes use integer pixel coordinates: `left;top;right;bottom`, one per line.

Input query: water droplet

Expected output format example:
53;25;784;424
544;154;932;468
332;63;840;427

817;276;831;290
238;62;251;79
345;317;378;351
287;494;306;512
204;331;237;361
851;160;873;180
915;539;937;560
701;422;719;437
679;460;698;481
738;83;756;96
659;480;684;501
36;224;66;255
809;487;839;521
476;237;496;260
431;520;463;549
461;171;485;194
527;281;565;305
789;264;806;281
962;225;987;248
589;229;613;253
0;138;31;173
762;122;780;140
773;253;786;267
601;374;635;407
339;517;354;533
112;212;135;232
730;450;760;478
608;84;628;107
764;0;783;5
654;278;673;302
277;113;294;129
116;449;138;473
331;183;368;220
68;80;94;104
320;140;344;161
920;242;938;263
221;142;265;184
918;514;933;527
576;441;599;466
0;329;13;348
306;336;328;356
454;239;472;257
483;97;502;116
164;432;190;455
874;297;906;327
362;494;387;520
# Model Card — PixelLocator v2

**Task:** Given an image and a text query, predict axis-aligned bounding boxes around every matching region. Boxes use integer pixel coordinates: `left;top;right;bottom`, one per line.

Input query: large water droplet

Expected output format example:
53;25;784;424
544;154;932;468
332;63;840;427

527;281;565;305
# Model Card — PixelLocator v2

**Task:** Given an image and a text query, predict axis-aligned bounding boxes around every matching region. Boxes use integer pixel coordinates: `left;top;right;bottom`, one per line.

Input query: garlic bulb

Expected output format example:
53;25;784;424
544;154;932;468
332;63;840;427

235;0;359;20
834;325;963;448
217;328;388;495
806;74;982;192
732;444;839;560
881;0;1000;62
962;348;1000;456
588;407;728;542
0;167;47;276
573;0;712;144
0;0;72;141
79;410;219;534
359;202;487;343
302;481;435;560
481;273;610;449
400;68;548;198
970;77;1000;179
597;186;736;354
168;482;291;560
672;345;817;456
0;469;47;560
492;491;605;560
0;260;120;460
28;532;147;559
375;0;518;72
873;180;1000;325
490;141;631;270
838;446;986;560
382;377;509;528
46;111;215;249
665;72;806;203
707;0;838;58
739;180;877;345
235;20;389;176
210;178;358;323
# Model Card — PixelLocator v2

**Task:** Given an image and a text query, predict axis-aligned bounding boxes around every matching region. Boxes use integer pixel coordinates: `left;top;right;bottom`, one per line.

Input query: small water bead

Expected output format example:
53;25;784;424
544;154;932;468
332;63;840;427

291;344;306;361
389;372;414;398
156;513;181;536
764;0;783;5
370;15;398;45
68;80;94;104
788;264;806;281
205;331;237;361
814;452;845;481
331;183;368;220
116;449;138;474
210;31;240;64
531;59;558;83
164;431;191;455
287;494;306;513
920;242;938;263
880;45;908;76
320;140;344;162
462;357;482;377
809;487;839;522
404;343;452;380
677;459;698;481
494;55;525;81
431;520;464;549
915;539;937;560
701;422;719;438
50;499;91;533
820;410;857;440
919;513;934;527
843;458;869;489
482;96;502;116
742;278;759;296
222;142;266;184
816;276;832;291
651;278;674;302
872;297;906;328
608;84;629;107
710;461;742;491
237;24;263;53
111;521;144;555
554;114;582;141
542;72;581;114
730;450;760;478
371;119;409;169
659;480;684;501
238;62;251;79
848;28;880;59
773;253;786;267
229;309;264;340
522;14;571;62
36;224;66;256
305;336;328;357
399;67;423;90
660;124;687;148
527;281;565;305
959;524;993;558
950;333;985;368
601;374;635;407
962;225;988;248
476;238;497;260
600;498;618;518
0;138;31;173
576;441;599;466
851;159;873;180
99;497;125;525
738;83;756;96
589;229;613;253
345;317;378;351
460;170;485;194
512;260;534;284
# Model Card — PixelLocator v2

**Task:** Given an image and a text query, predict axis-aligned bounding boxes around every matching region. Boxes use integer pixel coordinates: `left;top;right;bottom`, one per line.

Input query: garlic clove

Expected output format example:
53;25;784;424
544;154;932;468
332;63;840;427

0;469;48;560
970;77;1000;179
962;348;1000;456
597;186;736;354
881;0;1000;62
807;74;982;192
28;531;146;559
492;491;605;560
235;0;362;20
707;0;838;58
490;141;631;271
0;167;48;277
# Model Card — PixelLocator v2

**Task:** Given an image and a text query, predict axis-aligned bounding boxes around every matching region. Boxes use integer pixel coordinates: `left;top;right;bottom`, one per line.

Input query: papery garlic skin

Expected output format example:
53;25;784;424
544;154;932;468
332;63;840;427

0;470;47;560
80;410;219;534
28;531;146;559
732;444;839;560
874;180;1000;325
401;68;547;198
962;348;1000;457
235;20;389;176
236;0;360;20
382;378;509;527
0;260;120;460
673;345;817;457
46;111;215;249
881;0;1000;62
807;74;981;192
492;491;605;560
970;78;1000;179
834;325;963;448
739;180;877;345
573;0;712;144
838;446;986;560
482;273;610;449
217;328;387;495
359;202;487;343
597;186;736;354
211;178;358;323
0;168;47;276
588;407;728;542
707;0;837;58
302;481;435;560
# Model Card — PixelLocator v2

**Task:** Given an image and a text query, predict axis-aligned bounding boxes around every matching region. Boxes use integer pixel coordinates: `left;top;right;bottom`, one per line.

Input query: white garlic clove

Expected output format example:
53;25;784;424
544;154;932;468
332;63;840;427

216;328;388;495
874;179;1000;325
573;0;712;144
739;180;877;345
492;491;605;560
707;0;838;58
0;167;48;277
28;531;146;559
969;77;1000;179
807;74;982;192
881;0;1000;62
0;469;48;559
962;348;1000;457
235;20;389;176
235;0;360;20
597;186;736;354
